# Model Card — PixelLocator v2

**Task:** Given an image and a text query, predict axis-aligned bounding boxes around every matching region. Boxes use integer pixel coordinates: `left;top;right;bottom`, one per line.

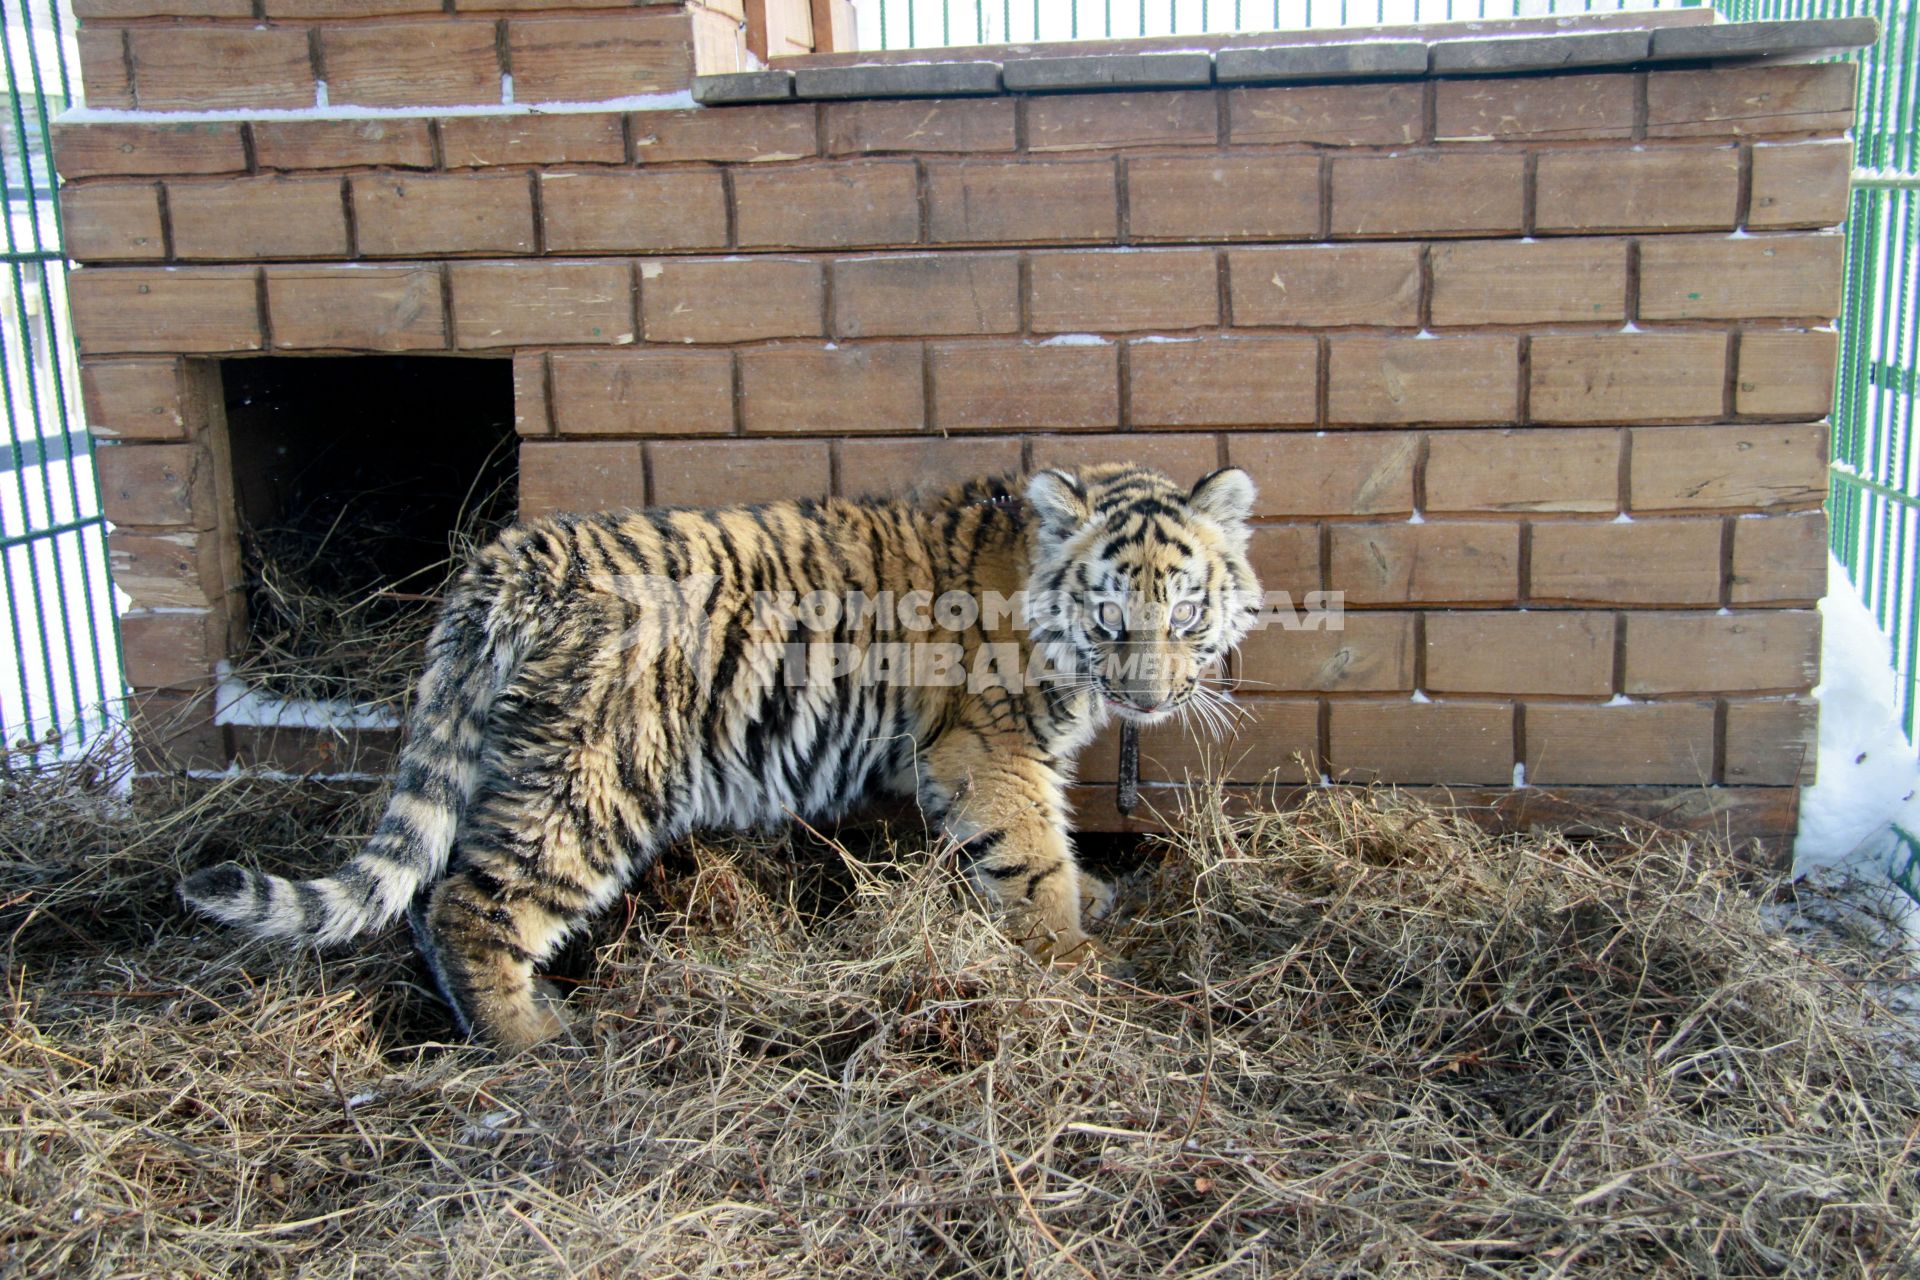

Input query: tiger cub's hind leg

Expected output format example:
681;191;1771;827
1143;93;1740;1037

414;780;649;1051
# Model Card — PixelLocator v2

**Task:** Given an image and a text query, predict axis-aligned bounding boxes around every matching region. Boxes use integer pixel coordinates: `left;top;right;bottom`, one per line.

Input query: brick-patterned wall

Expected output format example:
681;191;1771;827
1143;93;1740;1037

59;54;1852;852
68;0;758;113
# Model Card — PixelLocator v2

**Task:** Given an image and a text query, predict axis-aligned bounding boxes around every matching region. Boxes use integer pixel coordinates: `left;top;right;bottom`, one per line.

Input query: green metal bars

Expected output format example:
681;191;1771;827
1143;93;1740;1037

865;0;1706;48
0;0;120;763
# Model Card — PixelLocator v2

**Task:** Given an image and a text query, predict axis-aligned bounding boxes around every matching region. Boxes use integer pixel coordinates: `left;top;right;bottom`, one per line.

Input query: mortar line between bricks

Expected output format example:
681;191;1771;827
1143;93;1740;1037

1610;611;1628;697
919;339;935;434
1115;157;1131;245
726;349;743;437
154;181;175;262
528;170;545;255
1115;342;1132;431
1516;522;1532;607
1632;72;1649;142
1420;80;1437;146
914;158;930;246
1520;152;1538;238
427;120;447;171
1315;155;1332;242
252;267;273;351
1412;610;1427;695
1721;331;1740;421
1734;144;1755;229
627;260;644;347
1718;516;1736;609
438;262;456;351
1515;335;1531;428
538;350;556;437
1314;336;1329;431
239;122;258;175
1711;699;1728;786
115;28;136;109
305;27;325;92
617;113;636;166
826;439;842;497
820;257;836;341
1316;698;1330;781
1509;697;1527;774
338;175;358;258
720;168;738;250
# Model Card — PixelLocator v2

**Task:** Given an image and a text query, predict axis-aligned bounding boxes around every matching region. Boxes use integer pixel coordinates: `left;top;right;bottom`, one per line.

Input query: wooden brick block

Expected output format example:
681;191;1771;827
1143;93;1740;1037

1530;334;1727;423
549;350;735;436
324;20;501;108
1330;153;1525;238
253;119;435;171
129;690;229;773
1425;611;1614;696
76;27;132;110
1535;147;1739;233
1731;510;1828;605
1227;244;1420;328
74;0;253;17
266;265;447;350
69;267;261;354
1749;140;1853;230
518;439;646;516
930;341;1118;431
59;182;164;261
733;161;920;249
1525;701;1716;786
540;170;728;253
1126;155;1320;243
832;253;1018;338
739;343;924;434
1328;336;1519;426
1127;336;1317;428
108;529;228;610
1229;431;1417;517
1640;234;1843;322
169;176;349;260
1529;519;1723;605
642;256;824;343
1228;82;1423;146
508;14;695;102
1247;524;1321;594
1328;521;1519;604
926;159;1118;244
95;442;213;528
1026;90;1216;152
1430;239;1628;325
635;104;819;164
129;27;314;111
513;351;550;436
353;172;535;257
1425;428;1620;514
836;435;1024;497
649;438;831;506
1330;700;1513;784
1624;610;1820;694
450;261;634;348
1083;699;1320;784
1028;249;1218;334
1433;72;1636;141
1241;611;1416;693
119;609;226;690
54;122;247;179
825;97;1014;154
1645;63;1856;139
440;114;626;167
1629;422;1827;512
1724;698;1817;785
1029;433;1218;483
81;359;187;441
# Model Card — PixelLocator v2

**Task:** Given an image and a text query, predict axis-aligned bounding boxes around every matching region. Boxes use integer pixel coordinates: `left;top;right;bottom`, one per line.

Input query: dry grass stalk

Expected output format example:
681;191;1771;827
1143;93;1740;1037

2;754;1917;1277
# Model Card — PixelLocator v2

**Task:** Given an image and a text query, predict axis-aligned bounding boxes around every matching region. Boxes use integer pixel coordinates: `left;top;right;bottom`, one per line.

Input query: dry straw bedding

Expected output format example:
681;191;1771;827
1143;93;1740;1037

3;757;1918;1278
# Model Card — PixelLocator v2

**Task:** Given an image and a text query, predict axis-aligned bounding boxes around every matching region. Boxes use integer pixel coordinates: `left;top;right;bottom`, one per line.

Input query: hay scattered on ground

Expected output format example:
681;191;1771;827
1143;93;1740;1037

3;756;1918;1277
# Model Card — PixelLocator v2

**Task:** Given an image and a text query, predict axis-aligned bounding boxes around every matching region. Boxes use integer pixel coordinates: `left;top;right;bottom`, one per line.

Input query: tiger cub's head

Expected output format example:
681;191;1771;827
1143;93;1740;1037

1024;463;1262;726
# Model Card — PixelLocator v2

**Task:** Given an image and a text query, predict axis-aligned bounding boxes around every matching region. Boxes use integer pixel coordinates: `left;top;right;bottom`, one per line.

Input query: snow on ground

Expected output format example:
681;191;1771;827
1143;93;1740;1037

1792;555;1920;944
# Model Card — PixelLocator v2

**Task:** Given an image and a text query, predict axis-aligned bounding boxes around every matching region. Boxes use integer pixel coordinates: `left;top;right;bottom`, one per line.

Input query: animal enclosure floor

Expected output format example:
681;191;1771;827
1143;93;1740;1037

3;760;1918;1278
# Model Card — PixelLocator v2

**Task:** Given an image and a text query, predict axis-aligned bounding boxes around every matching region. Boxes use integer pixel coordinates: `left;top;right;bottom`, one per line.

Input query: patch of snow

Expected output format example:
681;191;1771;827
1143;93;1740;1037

345;1091;379;1109
1511;762;1527;789
1796;557;1920;906
1406;509;1425;524
1611;512;1634;523
1039;334;1111;347
1133;335;1198;344
1619;321;1643;334
1604;693;1637;707
1410;689;1431;704
501;73;514;105
314;79;329;108
212;660;401;733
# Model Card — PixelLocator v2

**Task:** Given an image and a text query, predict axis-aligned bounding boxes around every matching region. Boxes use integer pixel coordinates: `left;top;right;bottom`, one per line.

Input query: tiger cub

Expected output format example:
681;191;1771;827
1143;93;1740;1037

180;463;1263;1049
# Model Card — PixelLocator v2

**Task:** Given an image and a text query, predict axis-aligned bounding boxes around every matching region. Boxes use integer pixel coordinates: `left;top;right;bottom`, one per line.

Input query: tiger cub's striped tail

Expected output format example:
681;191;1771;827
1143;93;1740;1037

178;588;520;947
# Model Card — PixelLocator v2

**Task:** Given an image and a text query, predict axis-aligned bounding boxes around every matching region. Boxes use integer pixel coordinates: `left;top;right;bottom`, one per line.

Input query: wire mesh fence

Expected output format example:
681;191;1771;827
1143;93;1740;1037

0;0;118;766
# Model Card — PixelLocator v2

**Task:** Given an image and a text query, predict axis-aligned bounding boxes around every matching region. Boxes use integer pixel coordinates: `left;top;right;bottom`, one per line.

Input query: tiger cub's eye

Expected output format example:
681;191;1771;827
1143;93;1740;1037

1170;600;1200;631
1095;601;1125;633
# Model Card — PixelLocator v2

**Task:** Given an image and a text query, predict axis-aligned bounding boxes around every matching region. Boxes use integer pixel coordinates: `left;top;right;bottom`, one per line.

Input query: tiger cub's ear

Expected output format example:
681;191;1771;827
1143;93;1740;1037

1026;469;1091;533
1189;467;1257;526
